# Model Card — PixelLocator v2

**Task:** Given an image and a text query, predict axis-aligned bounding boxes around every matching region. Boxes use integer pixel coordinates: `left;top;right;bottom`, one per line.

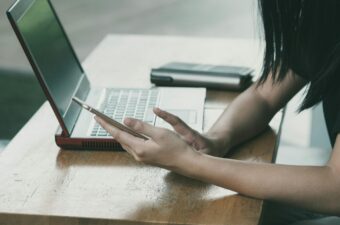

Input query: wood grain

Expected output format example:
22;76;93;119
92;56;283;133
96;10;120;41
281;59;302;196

0;35;281;225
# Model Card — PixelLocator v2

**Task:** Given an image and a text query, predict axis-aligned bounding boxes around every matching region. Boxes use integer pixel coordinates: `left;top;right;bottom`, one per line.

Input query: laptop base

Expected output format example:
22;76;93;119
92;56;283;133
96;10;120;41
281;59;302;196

55;127;124;151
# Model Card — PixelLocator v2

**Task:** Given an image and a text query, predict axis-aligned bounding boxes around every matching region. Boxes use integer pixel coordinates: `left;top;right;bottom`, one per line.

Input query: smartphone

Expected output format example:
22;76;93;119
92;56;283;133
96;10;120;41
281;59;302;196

72;97;148;140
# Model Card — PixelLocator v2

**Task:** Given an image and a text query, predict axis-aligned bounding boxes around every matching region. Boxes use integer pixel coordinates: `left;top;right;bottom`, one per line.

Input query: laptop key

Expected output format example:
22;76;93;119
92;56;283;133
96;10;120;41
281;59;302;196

90;89;160;137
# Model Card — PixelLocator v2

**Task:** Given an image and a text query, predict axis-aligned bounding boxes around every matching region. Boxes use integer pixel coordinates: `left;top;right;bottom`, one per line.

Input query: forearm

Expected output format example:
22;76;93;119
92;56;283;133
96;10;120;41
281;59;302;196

207;72;307;152
207;85;275;149
179;153;340;214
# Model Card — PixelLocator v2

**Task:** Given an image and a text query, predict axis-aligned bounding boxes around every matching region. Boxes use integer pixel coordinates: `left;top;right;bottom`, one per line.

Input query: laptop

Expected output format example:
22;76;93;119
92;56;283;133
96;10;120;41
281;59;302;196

7;0;206;151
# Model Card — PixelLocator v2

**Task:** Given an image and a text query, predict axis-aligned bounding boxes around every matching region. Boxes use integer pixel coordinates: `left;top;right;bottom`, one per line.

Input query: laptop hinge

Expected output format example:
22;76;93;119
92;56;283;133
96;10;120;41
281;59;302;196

62;74;91;135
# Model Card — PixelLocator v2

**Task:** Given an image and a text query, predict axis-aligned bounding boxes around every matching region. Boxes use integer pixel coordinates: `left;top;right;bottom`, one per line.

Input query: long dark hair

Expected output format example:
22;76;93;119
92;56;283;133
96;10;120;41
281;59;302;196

258;0;340;110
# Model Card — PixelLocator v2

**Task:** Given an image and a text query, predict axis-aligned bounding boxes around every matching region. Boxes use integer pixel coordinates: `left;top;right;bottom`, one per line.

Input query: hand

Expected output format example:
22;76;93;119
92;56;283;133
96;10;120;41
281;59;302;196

153;108;230;157
95;115;200;172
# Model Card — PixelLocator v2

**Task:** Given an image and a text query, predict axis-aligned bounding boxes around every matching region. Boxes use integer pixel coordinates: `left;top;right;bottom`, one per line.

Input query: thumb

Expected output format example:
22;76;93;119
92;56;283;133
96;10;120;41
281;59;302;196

124;118;159;138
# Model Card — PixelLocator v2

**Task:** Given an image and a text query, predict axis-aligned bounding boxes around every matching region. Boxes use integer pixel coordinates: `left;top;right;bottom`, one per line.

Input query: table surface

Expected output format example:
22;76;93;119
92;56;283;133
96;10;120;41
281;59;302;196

0;35;282;225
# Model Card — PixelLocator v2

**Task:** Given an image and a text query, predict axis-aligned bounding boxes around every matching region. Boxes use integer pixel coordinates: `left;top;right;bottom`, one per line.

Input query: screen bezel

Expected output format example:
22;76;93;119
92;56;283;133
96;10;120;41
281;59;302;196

7;0;90;137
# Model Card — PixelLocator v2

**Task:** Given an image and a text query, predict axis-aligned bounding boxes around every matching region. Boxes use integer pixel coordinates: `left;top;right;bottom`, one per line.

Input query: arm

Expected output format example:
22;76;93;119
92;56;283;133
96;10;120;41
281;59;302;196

182;135;340;214
206;70;307;154
97;113;340;214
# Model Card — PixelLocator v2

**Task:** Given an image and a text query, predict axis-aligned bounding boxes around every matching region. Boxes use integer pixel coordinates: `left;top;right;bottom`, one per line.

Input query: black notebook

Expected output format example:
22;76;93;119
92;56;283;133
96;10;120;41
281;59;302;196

150;62;253;91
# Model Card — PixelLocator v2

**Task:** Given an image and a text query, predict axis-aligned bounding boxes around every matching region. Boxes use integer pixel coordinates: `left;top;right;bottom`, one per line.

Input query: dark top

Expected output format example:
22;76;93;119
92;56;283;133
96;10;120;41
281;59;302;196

292;61;340;147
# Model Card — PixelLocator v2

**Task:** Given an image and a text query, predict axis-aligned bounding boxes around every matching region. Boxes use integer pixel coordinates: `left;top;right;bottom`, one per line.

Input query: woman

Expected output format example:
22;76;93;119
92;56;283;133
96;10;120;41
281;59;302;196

96;0;340;224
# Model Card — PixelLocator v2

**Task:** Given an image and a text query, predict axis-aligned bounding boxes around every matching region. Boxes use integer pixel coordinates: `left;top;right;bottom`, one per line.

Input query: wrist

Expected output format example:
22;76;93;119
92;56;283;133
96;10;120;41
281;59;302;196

172;147;205;178
204;131;233;156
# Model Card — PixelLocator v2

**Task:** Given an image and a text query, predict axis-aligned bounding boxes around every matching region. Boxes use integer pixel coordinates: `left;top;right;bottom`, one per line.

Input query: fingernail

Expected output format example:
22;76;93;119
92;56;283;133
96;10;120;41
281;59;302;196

153;107;161;112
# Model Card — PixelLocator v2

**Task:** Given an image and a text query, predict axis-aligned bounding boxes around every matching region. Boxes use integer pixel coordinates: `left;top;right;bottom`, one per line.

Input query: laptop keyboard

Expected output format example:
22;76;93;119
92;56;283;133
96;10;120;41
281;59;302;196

91;89;159;137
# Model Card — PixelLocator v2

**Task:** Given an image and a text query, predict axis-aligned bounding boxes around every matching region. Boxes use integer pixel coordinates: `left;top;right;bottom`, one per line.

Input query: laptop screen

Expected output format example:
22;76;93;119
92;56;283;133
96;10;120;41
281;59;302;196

11;0;89;134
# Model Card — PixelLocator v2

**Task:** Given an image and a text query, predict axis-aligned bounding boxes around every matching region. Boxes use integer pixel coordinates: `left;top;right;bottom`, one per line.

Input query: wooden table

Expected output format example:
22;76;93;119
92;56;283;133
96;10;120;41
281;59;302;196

0;35;282;225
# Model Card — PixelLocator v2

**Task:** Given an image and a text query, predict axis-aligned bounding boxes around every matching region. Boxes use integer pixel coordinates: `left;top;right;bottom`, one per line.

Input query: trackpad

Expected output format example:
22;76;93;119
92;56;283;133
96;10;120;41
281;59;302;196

156;109;197;129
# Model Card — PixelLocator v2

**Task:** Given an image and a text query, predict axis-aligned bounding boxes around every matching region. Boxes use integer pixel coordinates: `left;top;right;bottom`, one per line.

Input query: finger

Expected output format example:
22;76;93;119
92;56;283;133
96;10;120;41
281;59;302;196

121;143;132;154
154;108;208;148
121;144;139;159
123;117;159;138
95;116;144;149
153;107;192;135
153;107;200;141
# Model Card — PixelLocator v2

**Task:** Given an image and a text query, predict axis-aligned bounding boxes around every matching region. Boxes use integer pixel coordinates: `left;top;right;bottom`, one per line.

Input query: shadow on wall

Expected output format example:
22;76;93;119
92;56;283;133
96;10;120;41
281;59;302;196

0;69;45;139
